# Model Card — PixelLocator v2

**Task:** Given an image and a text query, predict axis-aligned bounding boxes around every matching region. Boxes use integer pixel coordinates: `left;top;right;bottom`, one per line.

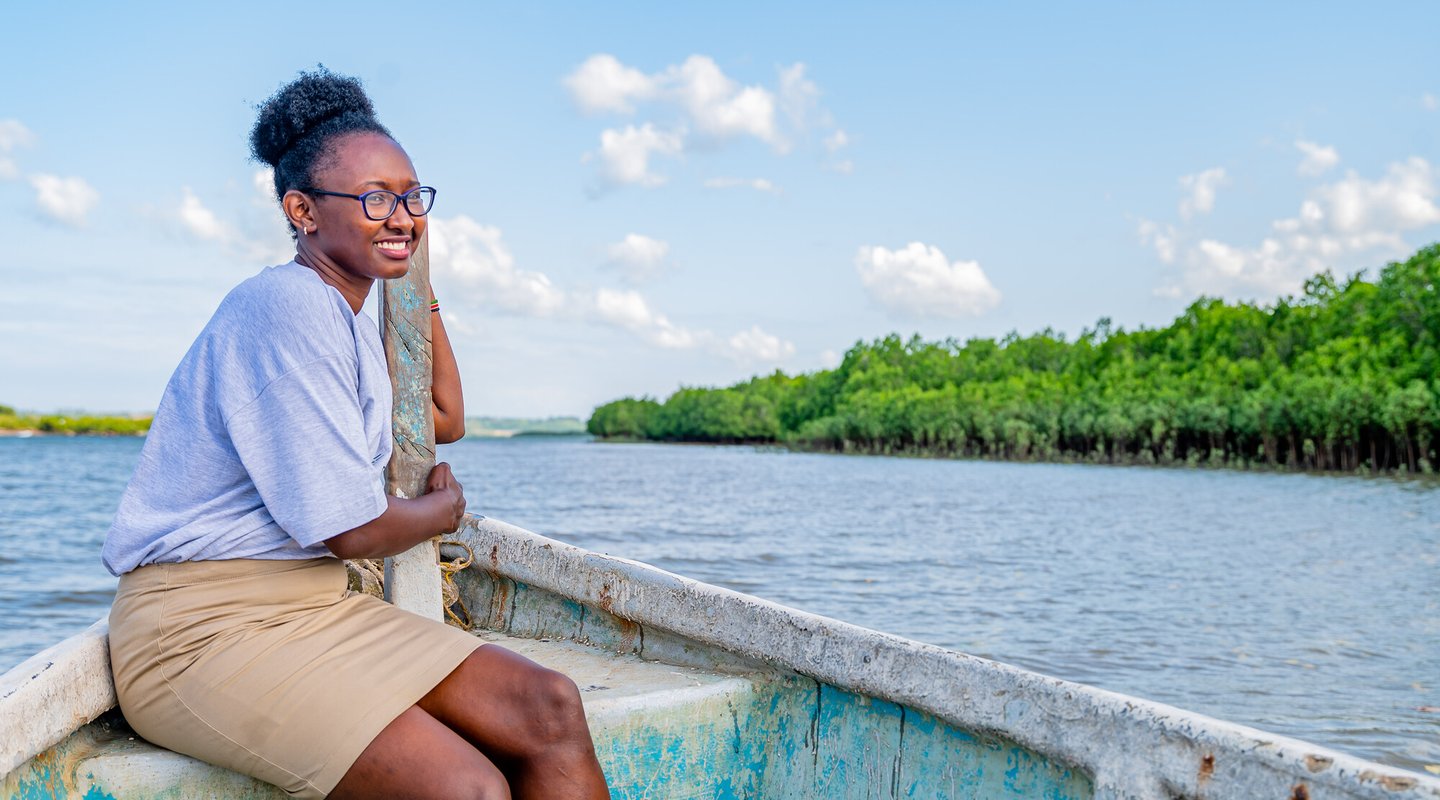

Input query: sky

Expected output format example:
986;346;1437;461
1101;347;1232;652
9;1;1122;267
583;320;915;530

1;2;1437;418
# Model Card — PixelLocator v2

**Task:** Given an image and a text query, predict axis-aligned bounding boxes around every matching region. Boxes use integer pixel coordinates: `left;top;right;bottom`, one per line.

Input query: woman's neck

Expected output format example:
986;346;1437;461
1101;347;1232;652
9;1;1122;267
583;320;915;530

295;250;371;315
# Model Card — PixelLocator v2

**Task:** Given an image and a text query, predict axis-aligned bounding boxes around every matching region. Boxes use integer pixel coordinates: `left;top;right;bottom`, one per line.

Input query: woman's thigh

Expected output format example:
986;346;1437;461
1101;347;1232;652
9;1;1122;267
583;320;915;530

329;705;509;800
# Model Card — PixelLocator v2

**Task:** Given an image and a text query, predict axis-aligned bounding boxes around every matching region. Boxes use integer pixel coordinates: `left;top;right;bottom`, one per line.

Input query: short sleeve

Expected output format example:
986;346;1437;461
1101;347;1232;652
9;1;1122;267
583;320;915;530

226;354;388;547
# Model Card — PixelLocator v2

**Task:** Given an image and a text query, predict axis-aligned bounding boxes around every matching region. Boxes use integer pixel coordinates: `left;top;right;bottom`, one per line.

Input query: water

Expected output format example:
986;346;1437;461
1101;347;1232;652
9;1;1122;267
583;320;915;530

1;436;1436;772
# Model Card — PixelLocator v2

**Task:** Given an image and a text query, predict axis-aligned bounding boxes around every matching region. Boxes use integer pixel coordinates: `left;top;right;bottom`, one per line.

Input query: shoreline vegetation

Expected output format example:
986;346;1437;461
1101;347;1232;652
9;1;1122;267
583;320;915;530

589;244;1440;475
462;416;587;438
0;408;586;440
0;407;150;437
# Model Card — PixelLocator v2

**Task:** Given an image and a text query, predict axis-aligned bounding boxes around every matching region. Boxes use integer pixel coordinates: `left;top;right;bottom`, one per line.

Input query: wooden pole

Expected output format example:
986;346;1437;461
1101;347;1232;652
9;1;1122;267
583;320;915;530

381;230;444;620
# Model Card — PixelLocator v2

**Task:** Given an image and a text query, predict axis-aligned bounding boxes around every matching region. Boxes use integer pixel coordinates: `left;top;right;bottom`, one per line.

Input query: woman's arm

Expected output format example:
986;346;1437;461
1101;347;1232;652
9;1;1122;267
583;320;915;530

430;293;465;444
323;463;466;559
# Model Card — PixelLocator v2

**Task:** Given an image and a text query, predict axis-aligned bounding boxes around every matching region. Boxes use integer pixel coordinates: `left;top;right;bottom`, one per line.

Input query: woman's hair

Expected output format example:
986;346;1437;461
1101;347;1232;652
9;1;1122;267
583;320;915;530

249;67;393;221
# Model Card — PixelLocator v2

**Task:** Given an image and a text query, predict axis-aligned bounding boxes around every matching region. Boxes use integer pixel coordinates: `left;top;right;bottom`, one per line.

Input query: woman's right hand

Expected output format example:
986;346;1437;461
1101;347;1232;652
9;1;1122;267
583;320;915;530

425;462;467;532
323;463;469;559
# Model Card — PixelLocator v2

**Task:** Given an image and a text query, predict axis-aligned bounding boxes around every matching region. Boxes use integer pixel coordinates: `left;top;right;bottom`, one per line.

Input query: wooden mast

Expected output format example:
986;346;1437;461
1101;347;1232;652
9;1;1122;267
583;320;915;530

380;230;444;620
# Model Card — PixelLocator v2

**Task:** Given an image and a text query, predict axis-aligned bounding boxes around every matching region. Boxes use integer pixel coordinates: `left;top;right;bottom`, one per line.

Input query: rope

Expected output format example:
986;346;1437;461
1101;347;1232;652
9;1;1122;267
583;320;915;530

437;539;474;630
345;558;385;598
343;540;475;631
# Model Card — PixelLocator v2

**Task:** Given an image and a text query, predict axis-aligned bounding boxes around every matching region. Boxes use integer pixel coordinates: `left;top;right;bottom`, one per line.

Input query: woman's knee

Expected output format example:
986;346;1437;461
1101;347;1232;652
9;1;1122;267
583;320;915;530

449;761;512;800
520;667;589;748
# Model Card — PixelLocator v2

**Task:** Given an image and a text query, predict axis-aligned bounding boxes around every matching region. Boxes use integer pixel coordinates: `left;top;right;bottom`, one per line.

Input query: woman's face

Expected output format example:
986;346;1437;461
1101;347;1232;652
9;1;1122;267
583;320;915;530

304;132;427;282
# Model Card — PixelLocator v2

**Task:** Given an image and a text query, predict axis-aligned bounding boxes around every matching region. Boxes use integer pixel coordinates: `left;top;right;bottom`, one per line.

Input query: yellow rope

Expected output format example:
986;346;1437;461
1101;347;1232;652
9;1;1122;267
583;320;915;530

437;539;474;630
343;541;475;631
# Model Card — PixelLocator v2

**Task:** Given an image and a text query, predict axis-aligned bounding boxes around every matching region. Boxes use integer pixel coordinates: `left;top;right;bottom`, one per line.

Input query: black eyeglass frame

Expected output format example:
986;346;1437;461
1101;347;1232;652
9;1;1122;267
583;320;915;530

303;186;437;221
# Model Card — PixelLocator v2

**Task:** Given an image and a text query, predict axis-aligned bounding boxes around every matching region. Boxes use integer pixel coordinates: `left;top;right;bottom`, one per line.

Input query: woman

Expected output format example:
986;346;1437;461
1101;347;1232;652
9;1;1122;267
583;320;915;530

102;69;610;799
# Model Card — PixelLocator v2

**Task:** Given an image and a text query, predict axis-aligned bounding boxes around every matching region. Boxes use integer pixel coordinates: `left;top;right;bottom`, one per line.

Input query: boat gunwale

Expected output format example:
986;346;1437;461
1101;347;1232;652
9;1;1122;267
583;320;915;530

3;513;1438;799
455;514;1440;800
0;617;114;776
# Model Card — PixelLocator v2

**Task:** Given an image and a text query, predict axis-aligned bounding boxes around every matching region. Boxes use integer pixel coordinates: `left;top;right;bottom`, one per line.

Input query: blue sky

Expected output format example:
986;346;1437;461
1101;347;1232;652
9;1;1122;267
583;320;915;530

2;2;1437;417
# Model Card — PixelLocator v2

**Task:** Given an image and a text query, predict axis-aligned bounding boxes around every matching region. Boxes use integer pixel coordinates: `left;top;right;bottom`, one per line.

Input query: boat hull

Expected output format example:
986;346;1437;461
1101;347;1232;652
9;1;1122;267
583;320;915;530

3;514;1437;799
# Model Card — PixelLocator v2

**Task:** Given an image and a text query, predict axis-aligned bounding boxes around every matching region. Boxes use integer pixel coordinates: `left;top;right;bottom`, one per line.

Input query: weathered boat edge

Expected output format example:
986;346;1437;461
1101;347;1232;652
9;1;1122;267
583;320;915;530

3;514;1437;799
454;514;1440;800
0;618;113;776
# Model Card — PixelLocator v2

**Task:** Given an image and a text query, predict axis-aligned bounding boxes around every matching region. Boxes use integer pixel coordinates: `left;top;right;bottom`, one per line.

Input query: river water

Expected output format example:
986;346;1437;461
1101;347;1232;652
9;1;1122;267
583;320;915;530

1;435;1436;772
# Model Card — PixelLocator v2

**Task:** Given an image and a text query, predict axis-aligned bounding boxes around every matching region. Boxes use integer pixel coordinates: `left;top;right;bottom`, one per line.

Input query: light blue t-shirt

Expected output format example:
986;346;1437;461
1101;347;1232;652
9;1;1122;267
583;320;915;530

102;261;393;576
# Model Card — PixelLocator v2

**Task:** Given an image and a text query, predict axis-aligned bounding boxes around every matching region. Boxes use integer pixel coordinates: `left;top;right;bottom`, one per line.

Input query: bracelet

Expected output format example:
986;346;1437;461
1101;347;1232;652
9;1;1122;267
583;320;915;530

430;299;440;314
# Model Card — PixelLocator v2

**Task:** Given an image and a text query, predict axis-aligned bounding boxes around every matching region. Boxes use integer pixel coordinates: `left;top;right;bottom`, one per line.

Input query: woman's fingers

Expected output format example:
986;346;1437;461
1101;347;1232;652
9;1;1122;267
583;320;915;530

426;462;454;493
423;463;466;529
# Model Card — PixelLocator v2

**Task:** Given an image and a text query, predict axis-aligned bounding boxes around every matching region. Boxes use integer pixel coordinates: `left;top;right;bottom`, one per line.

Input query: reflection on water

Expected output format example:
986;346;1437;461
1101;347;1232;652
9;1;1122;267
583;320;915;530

1;436;1437;771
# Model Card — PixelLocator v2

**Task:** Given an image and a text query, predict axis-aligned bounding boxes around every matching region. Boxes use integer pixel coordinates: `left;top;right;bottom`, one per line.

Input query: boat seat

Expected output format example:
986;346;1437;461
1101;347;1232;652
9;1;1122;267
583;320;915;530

42;631;763;798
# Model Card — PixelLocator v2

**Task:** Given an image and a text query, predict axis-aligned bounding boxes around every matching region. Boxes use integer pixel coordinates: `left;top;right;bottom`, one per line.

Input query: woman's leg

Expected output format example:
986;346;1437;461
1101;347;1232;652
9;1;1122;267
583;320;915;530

329;705;511;800
418;645;610;800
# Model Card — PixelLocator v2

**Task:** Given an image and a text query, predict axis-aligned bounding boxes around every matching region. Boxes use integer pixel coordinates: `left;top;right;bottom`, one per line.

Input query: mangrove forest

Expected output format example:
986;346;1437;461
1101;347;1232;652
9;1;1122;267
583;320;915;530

589;243;1440;473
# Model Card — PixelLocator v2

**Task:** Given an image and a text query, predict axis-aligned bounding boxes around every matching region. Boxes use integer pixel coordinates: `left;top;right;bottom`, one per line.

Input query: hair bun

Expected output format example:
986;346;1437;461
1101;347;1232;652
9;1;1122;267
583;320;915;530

249;67;378;168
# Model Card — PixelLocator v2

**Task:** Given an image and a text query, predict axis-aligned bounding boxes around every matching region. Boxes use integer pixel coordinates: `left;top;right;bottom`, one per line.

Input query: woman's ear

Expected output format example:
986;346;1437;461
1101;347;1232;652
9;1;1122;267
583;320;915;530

282;190;315;234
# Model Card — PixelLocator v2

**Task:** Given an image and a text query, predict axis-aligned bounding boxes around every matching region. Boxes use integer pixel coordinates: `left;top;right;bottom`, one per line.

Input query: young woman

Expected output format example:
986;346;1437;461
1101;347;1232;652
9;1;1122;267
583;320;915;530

102;69;609;800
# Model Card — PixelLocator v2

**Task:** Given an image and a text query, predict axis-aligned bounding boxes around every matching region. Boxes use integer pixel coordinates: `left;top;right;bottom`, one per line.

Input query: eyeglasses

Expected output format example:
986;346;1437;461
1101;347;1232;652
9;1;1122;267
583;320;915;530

304;186;437;221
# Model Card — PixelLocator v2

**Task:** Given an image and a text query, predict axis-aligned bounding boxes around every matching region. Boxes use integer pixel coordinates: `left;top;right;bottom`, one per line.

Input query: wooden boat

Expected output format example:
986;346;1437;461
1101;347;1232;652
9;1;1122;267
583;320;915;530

4;241;1437;799
4;513;1440;799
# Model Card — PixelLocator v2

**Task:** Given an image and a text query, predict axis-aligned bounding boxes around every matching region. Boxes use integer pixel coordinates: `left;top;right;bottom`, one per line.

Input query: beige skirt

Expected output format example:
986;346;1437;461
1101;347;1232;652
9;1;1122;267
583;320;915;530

108;557;484;798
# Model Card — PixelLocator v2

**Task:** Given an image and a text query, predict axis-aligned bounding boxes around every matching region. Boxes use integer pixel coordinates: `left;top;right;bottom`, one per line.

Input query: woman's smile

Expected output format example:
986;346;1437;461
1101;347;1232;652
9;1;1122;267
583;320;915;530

374;238;411;260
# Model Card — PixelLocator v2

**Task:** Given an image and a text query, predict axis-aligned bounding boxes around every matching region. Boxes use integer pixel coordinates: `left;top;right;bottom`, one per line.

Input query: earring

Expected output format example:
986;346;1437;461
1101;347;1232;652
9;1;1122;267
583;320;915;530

303;227;312;236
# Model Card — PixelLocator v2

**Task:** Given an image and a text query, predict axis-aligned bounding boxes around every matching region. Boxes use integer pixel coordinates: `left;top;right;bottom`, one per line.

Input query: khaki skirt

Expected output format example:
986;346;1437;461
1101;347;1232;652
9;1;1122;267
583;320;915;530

108;557;484;798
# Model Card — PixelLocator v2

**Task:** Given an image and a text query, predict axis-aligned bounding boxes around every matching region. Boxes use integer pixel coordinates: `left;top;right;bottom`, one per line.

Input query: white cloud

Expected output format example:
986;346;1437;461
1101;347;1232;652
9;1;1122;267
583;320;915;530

0;120;31;182
777;63;823;136
178;187;235;242
567;54;846;189
822;130;852;174
1136;219;1178;263
429;215;567;316
1295;140;1340;177
1310;157;1440;233
566;54;782;146
590;287;696;348
1423;93;1437;112
586;292;794;361
0;120;34;152
855;242;1001;318
593;123;684;188
564;54;656;114
429;215;794;362
721;325;796;363
1156;157;1440;298
439;310;478;337
252;168;276;202
30;174;99;227
703;176;780;194
155;176;291;264
818;349;841;369
669;55;780;146
606;233;671;282
1178;167;1227;219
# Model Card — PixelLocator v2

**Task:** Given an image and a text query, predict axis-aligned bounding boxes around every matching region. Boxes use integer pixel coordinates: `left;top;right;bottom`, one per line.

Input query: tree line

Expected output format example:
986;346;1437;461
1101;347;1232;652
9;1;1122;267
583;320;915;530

589;243;1440;473
0;405;151;436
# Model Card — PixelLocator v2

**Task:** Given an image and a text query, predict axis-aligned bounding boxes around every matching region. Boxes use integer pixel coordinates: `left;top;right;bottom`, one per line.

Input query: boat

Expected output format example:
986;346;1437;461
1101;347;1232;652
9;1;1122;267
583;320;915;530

4;512;1440;799
4;243;1438;799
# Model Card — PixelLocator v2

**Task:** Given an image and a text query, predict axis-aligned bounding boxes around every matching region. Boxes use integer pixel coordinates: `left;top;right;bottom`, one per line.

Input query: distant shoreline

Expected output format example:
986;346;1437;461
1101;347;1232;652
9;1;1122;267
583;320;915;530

0;429;145;438
0;415;589;440
0;429;592;440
